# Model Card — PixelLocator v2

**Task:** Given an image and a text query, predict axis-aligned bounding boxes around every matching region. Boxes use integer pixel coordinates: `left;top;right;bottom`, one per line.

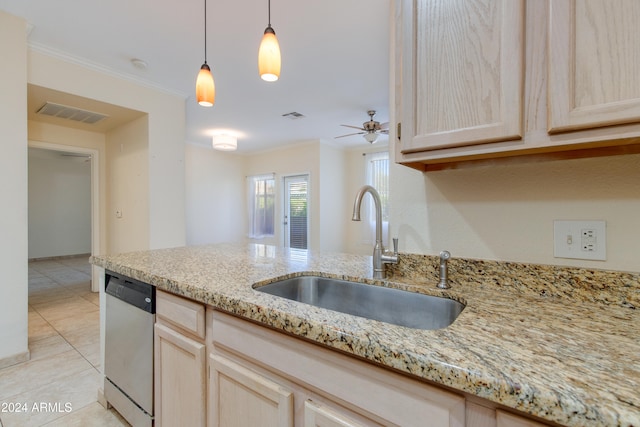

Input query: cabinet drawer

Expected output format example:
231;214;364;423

156;290;205;339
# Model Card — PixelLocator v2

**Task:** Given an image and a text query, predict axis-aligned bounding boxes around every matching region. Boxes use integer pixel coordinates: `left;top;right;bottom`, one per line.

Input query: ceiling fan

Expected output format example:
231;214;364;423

335;110;389;143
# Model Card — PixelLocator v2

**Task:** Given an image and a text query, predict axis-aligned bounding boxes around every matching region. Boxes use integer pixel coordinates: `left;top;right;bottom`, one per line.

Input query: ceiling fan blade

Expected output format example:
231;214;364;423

335;132;365;139
340;124;365;131
379;122;389;129
379;129;389;134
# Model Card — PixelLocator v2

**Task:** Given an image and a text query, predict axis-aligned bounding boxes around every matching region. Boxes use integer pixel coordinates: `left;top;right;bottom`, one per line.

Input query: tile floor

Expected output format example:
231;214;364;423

0;256;129;427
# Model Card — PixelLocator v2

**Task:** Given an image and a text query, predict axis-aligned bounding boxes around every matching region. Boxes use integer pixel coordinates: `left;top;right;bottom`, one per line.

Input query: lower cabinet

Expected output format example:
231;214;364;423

153;298;552;427
154;291;207;427
496;410;549;427
208;310;466;427
209;353;294;427
303;400;377;427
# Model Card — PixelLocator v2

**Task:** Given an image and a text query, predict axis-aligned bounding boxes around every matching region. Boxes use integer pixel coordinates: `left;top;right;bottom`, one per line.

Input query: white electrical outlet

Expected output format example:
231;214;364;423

553;220;606;261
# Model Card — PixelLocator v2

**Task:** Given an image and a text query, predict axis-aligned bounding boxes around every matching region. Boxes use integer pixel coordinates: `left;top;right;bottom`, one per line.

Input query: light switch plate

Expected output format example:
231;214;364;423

553;220;606;261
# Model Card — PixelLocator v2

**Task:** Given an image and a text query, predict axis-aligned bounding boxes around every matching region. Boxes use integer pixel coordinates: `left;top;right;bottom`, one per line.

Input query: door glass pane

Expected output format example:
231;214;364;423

285;176;308;249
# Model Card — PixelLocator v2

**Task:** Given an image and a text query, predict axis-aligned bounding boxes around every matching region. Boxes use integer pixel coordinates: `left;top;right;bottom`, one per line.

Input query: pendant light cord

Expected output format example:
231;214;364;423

204;0;208;63
268;0;271;28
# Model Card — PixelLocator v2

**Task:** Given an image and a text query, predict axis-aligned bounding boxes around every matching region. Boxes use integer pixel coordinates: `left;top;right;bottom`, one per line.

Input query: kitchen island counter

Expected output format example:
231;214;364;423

91;243;640;427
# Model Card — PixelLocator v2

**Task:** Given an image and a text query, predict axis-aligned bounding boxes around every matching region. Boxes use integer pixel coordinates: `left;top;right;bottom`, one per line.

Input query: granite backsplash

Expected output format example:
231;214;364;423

386;253;640;309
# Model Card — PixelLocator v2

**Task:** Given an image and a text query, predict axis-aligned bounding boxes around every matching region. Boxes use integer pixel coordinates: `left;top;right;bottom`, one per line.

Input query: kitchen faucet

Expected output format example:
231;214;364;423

352;185;398;279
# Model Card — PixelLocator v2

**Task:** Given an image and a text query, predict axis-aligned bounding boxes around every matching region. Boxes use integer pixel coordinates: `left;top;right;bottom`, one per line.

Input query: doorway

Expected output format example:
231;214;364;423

28;141;101;292
283;174;309;249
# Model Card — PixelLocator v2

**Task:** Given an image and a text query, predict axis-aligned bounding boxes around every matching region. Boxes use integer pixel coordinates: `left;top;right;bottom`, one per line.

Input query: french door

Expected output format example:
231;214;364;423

283;175;309;249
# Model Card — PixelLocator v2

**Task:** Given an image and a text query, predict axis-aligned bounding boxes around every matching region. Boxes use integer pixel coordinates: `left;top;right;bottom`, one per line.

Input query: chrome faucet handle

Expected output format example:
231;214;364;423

437;250;451;289
381;237;399;267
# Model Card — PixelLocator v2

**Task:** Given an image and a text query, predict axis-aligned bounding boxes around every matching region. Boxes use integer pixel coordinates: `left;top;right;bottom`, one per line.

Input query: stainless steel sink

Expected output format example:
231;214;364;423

254;276;464;330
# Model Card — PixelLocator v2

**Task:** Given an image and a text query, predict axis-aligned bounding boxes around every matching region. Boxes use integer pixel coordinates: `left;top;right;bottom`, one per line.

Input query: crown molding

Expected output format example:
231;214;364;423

28;42;189;100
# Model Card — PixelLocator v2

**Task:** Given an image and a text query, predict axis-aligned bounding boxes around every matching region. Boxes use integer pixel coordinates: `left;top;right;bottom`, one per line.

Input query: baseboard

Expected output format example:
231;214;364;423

0;350;30;369
97;387;111;410
28;253;91;262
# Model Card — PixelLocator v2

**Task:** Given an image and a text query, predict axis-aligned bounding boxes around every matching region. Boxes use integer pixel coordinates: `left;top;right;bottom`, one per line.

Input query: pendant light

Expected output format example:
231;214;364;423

196;0;215;106
258;0;281;82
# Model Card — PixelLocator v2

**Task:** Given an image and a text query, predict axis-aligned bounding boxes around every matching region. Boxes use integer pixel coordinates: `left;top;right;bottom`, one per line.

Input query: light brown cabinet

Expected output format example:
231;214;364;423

152;294;552;427
209;353;294;427
399;0;525;152
303;400;374;427
548;0;640;133
208;310;466;427
496;410;549;427
396;0;640;170
154;291;207;427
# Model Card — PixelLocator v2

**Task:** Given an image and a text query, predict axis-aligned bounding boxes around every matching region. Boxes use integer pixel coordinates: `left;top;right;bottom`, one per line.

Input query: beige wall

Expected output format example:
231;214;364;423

0;20;188;364
106;116;150;253
27;49;186;250
0;10;29;365
390;153;640;272
319;143;348;252
185;144;245;245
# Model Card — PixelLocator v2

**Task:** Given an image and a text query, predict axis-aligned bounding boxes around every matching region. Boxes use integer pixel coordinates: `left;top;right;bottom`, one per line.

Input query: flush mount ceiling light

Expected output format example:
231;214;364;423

258;0;281;82
212;134;237;151
196;0;215;106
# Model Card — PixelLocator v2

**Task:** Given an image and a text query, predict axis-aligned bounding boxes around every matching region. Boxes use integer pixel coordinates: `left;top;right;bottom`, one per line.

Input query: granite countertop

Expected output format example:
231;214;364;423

91;243;640;427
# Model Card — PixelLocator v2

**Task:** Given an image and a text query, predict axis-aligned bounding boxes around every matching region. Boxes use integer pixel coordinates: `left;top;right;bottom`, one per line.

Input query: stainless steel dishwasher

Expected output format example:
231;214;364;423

104;271;155;427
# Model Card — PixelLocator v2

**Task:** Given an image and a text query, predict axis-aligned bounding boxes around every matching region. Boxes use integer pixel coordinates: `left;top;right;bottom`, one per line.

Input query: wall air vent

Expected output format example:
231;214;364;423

36;102;109;124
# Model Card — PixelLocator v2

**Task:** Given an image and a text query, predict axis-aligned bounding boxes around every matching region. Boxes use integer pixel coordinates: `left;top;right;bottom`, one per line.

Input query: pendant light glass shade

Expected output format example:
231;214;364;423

196;0;215;107
196;63;215;107
259;26;281;82
258;0;280;82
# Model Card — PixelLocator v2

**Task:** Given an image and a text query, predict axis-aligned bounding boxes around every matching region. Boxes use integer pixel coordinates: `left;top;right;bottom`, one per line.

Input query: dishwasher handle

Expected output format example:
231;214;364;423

105;271;155;314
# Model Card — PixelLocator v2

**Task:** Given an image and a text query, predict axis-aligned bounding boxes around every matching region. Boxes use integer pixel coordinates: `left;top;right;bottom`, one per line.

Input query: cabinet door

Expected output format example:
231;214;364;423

399;0;525;152
548;0;640;132
496;410;549;427
154;322;206;427
209;353;294;427
304;400;382;427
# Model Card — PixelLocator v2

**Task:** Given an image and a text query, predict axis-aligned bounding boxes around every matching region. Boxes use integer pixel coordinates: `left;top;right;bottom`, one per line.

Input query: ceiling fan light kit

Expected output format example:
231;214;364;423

196;0;215;107
335;110;389;144
364;132;379;143
258;0;281;82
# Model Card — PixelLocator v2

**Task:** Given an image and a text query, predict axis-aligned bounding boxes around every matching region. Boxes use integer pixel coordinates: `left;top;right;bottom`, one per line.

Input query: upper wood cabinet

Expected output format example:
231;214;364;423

399;0;525;152
548;0;640;133
396;0;640;170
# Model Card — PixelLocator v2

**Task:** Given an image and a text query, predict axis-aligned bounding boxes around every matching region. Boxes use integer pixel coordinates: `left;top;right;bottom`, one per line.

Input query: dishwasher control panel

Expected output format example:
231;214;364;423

105;271;155;313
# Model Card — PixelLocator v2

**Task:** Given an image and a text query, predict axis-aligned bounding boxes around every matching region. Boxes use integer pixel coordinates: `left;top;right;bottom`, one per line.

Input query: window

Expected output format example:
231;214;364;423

363;151;389;243
248;174;275;238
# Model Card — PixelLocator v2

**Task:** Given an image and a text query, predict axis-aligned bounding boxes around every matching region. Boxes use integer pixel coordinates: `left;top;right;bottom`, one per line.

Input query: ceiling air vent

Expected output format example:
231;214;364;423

36;102;109;125
282;111;305;120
